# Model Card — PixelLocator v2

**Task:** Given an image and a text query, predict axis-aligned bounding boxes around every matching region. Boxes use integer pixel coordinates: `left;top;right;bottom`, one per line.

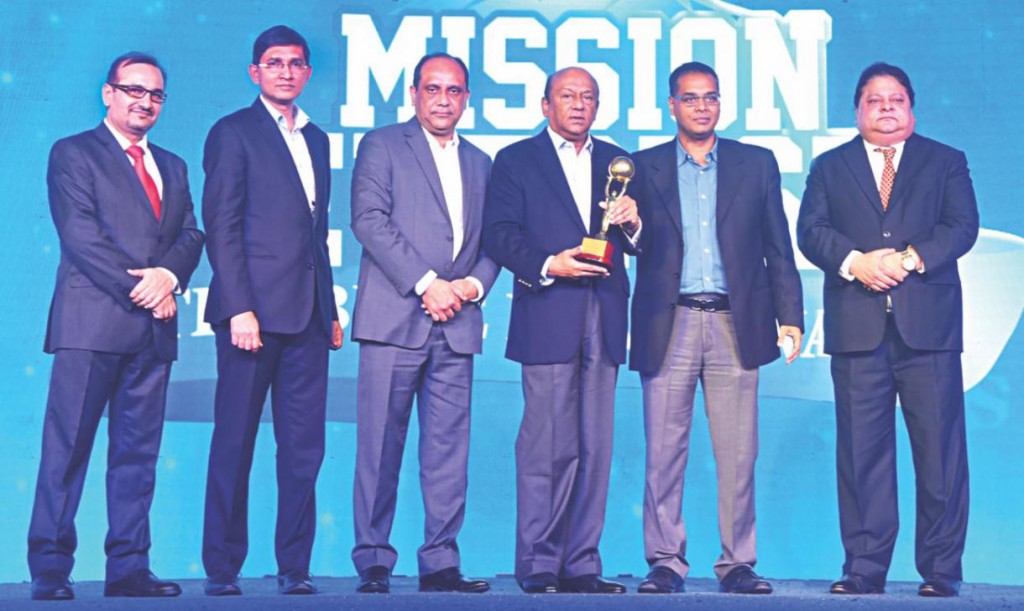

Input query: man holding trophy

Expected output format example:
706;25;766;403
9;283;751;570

483;66;640;595
628;61;803;595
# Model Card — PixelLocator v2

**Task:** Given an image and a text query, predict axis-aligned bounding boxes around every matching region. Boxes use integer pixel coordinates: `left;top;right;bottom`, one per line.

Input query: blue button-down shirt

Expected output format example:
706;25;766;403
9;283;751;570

677;138;728;294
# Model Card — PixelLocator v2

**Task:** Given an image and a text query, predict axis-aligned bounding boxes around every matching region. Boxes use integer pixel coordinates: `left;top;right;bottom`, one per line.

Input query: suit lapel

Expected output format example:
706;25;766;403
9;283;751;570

93;124;158;223
302;124;328;224
888;134;925;211
457;137;477;252
716;138;746;224
647;140;683;239
840;136;885;217
248;98;310;214
531;132;587;235
405;119;452;225
150;146;173;228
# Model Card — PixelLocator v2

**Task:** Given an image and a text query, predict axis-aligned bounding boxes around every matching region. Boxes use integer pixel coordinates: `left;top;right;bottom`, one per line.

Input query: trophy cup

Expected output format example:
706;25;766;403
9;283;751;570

576;156;635;270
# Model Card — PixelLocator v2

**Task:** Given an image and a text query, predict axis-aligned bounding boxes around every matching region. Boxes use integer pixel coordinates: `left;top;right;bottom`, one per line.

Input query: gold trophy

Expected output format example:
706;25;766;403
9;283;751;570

576;156;635;270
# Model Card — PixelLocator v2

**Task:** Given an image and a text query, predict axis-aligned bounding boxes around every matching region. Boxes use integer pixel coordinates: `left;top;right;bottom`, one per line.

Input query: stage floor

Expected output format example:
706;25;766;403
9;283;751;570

2;575;1023;610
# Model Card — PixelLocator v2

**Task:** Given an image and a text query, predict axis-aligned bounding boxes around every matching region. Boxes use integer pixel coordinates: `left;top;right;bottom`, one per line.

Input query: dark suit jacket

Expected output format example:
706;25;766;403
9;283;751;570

203;98;337;335
350;118;499;355
797;133;979;353
628;138;803;373
45;124;204;361
483;131;634;365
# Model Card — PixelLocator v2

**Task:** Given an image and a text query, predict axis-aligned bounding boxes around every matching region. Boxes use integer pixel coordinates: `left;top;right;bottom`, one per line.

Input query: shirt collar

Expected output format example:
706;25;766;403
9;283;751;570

547;126;592;155
676;136;717;167
421;123;460;152
259;95;310;132
103;119;150;153
862;137;906;156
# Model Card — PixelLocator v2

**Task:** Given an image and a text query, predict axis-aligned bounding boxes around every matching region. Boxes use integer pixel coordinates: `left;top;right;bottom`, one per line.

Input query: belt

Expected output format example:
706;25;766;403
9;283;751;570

678;293;730;312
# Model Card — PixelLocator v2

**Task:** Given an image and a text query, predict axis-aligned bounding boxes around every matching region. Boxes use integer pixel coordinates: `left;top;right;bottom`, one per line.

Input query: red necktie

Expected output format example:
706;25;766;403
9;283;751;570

126;145;161;219
874;146;896;211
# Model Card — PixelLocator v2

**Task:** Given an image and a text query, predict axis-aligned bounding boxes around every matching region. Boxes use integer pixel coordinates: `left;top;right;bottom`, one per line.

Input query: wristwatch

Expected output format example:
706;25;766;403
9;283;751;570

901;247;920;272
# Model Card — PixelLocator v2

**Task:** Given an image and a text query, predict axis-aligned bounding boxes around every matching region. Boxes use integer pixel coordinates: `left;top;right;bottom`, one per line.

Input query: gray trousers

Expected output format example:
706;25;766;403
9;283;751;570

352;325;473;576
515;293;618;581
641;307;760;580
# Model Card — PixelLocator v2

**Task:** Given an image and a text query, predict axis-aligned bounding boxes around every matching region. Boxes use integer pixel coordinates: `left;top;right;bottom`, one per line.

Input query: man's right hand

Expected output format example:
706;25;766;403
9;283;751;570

547;246;610;279
231;310;262;352
421;279;463;322
850;248;908;292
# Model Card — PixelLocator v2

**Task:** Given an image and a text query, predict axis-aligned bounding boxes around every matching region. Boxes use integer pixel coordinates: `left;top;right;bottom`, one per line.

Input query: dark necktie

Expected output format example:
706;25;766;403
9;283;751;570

126;145;161;219
874;146;896;211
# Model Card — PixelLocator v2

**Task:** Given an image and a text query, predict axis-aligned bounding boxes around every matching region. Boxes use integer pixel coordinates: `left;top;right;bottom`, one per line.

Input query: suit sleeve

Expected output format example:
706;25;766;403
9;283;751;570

202;119;258;319
760;153;804;329
349;130;435;296
797;156;861;277
909;150;979;273
482;150;552;283
154;160;205;289
47;139;139;311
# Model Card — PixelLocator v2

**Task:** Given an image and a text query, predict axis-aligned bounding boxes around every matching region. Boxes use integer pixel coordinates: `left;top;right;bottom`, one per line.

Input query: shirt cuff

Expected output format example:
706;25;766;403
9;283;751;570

624;218;642;246
839;250;862;282
158;267;181;294
465;276;485;302
539;256;556;286
415;270;438;296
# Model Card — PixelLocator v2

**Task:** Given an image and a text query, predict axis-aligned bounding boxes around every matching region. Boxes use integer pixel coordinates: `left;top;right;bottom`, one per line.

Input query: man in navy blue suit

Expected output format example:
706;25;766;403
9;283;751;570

798;62;978;598
483;66;639;595
201;25;343;597
629;62;803;596
27;52;204;600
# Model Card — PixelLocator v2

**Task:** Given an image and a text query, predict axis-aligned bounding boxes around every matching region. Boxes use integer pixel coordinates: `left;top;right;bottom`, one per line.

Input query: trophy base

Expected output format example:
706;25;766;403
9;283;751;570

576;236;613;270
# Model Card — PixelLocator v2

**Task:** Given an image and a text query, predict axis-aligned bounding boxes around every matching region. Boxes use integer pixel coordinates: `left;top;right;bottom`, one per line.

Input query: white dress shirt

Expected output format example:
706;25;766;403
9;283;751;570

259;95;316;213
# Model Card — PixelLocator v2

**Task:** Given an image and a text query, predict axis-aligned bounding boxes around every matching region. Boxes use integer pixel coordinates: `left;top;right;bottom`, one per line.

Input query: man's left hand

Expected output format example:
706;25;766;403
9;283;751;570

777;325;803;364
151;294;177;321
605;194;640;234
127;267;174;309
331;320;344;350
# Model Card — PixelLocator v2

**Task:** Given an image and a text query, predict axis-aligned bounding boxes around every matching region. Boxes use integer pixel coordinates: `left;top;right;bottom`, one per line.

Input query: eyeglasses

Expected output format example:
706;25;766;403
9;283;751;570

109;83;167;103
256;59;309;73
671;93;721;107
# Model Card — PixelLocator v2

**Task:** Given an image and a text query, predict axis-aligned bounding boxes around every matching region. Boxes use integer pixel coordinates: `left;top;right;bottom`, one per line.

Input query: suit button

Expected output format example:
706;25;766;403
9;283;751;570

446;235;453;242
882;231;891;238
445;264;452;272
673;273;680;279
307;263;314;270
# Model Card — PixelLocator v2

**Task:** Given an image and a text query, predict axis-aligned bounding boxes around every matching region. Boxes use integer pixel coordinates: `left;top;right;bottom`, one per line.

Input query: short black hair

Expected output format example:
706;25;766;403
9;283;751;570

854;62;915;107
543;67;599;101
252;25;310;65
668;61;719;96
106;52;166;85
412;53;469;90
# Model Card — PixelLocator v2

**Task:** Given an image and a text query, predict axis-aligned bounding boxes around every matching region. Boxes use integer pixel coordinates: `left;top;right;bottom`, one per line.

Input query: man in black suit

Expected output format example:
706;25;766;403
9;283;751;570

28;52;204;600
629;62;803;595
201;25;343;597
798;62;978;598
483;67;639;595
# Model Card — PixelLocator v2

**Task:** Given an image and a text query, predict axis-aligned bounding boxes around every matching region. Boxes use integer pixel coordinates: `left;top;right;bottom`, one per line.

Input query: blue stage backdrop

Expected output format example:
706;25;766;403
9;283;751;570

1;0;1021;585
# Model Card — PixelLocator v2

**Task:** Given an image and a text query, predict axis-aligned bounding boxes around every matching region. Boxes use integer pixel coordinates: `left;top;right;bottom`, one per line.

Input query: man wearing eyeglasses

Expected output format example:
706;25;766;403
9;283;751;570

201;25;342;597
628;61;803;595
27;52;204;601
348;52;497;595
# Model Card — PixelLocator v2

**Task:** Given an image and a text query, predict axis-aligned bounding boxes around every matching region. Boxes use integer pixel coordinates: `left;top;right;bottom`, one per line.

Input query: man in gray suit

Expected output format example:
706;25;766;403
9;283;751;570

349;53;498;595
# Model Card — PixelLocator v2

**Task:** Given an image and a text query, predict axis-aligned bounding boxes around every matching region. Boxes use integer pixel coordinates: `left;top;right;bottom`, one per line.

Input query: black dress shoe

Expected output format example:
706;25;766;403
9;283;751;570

638;566;685;593
919;576;961;597
419;567;490;593
357;565;391;594
104;569;181;597
204;576;242;596
719;566;773;594
278;570;317;595
30;572;74;601
829;573;884;595
559;574;627;594
520;572;559;594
